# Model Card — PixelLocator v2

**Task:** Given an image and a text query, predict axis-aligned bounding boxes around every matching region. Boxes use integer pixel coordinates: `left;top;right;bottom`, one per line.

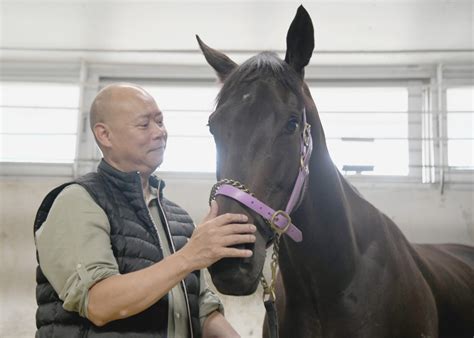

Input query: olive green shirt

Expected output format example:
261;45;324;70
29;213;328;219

35;184;223;337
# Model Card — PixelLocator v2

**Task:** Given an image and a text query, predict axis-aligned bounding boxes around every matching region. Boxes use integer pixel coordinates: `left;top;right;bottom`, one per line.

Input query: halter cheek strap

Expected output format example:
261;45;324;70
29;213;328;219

284;111;313;214
211;109;313;243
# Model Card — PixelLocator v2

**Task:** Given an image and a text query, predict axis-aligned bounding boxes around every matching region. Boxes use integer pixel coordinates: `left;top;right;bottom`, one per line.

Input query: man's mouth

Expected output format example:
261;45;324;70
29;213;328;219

149;146;165;152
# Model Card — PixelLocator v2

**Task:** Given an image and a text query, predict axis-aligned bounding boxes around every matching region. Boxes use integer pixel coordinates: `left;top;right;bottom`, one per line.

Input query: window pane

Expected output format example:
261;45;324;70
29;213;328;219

327;140;409;176
322;112;407;139
159;136;215;172
447;87;474;168
310;87;409;175
163;110;210;137
447;140;473;168
447;87;474;112
1;107;77;134
0;134;77;163
313;87;408;112
146;86;217;111
0;82;80;108
0;81;80;163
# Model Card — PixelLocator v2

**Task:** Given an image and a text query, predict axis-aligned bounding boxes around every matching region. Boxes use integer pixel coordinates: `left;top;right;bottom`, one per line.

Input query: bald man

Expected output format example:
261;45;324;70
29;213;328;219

34;83;256;337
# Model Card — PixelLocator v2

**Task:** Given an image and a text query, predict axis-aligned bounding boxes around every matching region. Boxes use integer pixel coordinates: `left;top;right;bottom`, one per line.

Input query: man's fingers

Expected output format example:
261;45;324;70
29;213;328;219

200;203;247;227
220;247;253;258
213;212;248;226
219;223;256;236
221;234;257;247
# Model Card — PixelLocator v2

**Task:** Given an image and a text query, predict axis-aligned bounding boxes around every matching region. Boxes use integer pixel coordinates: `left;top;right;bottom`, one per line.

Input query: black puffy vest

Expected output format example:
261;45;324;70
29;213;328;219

34;160;201;337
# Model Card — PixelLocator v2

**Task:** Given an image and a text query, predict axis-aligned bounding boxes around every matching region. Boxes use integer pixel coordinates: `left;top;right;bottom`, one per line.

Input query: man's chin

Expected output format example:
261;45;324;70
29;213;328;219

148;158;164;173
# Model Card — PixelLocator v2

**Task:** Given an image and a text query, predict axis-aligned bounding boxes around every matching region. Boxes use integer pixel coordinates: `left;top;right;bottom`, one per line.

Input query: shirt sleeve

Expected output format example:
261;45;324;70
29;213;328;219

35;184;119;318
198;269;225;328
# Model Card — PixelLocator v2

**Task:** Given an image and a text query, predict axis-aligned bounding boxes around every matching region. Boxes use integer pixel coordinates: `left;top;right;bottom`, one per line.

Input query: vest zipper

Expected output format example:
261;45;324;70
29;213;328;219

146;202;164;256
154;180;195;338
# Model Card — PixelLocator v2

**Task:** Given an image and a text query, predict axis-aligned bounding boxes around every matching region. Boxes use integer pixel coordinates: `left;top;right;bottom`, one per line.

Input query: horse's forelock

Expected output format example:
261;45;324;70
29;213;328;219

217;52;302;105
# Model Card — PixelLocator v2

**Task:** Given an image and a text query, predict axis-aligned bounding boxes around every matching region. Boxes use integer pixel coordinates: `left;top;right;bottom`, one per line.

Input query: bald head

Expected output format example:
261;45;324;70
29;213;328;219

88;82;167;174
90;83;155;131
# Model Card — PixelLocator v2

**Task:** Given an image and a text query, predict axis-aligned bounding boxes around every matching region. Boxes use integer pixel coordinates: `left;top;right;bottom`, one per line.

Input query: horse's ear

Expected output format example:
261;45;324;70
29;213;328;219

284;5;315;78
196;35;238;82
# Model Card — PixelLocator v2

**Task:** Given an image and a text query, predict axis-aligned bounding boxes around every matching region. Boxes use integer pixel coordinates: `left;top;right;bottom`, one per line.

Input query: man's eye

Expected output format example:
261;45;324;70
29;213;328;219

140;123;149;128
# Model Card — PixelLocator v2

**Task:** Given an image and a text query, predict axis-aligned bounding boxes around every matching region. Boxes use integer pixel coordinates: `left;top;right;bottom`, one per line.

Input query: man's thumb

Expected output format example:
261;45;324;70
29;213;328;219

203;200;219;223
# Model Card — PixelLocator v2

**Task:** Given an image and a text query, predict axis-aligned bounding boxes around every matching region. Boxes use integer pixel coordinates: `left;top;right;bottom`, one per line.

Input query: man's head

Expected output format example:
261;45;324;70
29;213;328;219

90;83;167;175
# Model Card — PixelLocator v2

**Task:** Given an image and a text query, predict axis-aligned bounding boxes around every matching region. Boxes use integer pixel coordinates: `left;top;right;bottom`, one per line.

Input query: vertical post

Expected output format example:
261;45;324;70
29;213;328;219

408;83;423;180
73;59;88;178
436;63;446;194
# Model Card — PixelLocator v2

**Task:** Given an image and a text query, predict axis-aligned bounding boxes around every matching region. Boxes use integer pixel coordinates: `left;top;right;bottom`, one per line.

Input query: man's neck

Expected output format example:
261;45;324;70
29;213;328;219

140;173;152;202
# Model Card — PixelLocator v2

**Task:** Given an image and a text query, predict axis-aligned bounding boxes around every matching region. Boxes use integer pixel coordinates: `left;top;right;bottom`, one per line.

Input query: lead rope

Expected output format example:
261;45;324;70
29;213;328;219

260;235;281;338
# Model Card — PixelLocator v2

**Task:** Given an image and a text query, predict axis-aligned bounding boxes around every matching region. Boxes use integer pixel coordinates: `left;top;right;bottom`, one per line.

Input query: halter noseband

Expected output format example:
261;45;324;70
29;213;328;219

209;108;313;243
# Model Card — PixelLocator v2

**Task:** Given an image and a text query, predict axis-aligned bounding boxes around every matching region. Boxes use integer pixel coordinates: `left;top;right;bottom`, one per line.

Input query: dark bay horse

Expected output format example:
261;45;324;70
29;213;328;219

197;6;474;338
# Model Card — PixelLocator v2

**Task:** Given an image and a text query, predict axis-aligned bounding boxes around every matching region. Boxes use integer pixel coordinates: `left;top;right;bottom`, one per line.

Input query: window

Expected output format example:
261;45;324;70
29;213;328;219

0;82;80;163
133;83;410;175
309;86;409;176
446;86;473;169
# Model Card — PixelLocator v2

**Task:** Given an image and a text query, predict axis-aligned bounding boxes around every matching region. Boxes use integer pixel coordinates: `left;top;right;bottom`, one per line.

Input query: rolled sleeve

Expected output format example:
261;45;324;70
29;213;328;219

198;270;225;328
61;262;118;317
35;184;120;318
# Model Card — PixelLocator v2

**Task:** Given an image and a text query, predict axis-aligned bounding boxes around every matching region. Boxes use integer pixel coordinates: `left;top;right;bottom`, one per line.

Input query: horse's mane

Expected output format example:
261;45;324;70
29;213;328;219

217;52;303;105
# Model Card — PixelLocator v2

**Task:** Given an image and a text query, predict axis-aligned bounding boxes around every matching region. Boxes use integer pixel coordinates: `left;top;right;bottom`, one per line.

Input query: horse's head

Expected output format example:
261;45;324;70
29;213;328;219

198;6;315;295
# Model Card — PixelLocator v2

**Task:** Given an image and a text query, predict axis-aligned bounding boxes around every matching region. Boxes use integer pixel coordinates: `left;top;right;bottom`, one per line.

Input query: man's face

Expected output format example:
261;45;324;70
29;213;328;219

106;91;167;175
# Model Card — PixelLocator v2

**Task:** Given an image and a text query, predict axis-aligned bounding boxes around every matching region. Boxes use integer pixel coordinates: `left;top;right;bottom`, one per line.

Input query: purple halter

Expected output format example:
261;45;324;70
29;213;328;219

210;109;313;242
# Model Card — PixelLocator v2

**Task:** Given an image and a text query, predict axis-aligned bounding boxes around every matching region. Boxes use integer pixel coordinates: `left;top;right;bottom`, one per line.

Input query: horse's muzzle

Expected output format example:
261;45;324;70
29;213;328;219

209;260;261;295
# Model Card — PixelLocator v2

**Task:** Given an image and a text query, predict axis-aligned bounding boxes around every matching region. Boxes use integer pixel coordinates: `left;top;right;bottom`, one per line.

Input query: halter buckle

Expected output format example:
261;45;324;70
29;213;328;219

270;210;291;235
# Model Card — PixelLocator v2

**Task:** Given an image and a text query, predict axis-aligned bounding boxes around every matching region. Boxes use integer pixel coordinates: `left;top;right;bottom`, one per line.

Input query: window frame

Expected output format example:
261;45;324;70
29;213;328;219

1;60;471;188
441;79;474;185
305;80;424;183
0;61;85;177
425;64;474;187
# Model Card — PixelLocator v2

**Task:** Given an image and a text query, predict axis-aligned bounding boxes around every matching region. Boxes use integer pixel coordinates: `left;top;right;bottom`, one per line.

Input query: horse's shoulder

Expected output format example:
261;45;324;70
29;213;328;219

411;243;474;296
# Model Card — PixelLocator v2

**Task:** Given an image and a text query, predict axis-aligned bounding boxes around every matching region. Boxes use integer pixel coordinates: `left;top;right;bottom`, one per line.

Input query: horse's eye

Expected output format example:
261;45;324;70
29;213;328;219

286;117;299;133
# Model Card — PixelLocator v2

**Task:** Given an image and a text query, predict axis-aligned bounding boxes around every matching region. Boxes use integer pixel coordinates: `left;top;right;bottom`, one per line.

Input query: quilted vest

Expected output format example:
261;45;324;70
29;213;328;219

34;160;201;337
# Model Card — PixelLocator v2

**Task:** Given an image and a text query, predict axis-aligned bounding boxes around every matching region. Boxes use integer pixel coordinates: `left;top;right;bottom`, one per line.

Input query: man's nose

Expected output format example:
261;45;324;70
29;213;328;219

152;122;167;139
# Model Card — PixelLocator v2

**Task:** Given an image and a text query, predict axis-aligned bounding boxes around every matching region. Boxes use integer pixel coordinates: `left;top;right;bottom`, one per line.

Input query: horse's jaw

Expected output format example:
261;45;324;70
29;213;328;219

209;262;261;295
209;195;269;295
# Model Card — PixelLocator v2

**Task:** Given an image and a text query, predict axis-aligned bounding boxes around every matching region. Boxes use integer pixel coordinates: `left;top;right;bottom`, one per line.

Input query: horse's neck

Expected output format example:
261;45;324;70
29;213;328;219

281;148;364;300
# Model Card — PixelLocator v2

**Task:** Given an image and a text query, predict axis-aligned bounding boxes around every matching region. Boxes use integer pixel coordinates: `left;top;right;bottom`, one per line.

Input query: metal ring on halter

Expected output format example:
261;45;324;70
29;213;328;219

303;123;311;146
270;210;292;235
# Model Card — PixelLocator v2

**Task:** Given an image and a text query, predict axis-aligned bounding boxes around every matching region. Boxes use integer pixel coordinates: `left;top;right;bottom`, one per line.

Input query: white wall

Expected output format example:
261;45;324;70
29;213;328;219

1;0;473;65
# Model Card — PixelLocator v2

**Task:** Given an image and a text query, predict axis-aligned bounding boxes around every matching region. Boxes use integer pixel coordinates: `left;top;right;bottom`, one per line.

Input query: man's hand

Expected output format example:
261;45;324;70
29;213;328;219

180;201;256;270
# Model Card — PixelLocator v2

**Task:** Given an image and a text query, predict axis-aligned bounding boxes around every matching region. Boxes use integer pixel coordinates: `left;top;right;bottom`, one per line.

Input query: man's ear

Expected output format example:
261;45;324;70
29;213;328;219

93;122;112;149
196;35;238;83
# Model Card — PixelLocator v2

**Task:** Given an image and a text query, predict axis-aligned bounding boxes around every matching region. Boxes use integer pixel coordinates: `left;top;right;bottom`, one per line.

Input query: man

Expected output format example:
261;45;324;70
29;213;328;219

34;83;256;337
